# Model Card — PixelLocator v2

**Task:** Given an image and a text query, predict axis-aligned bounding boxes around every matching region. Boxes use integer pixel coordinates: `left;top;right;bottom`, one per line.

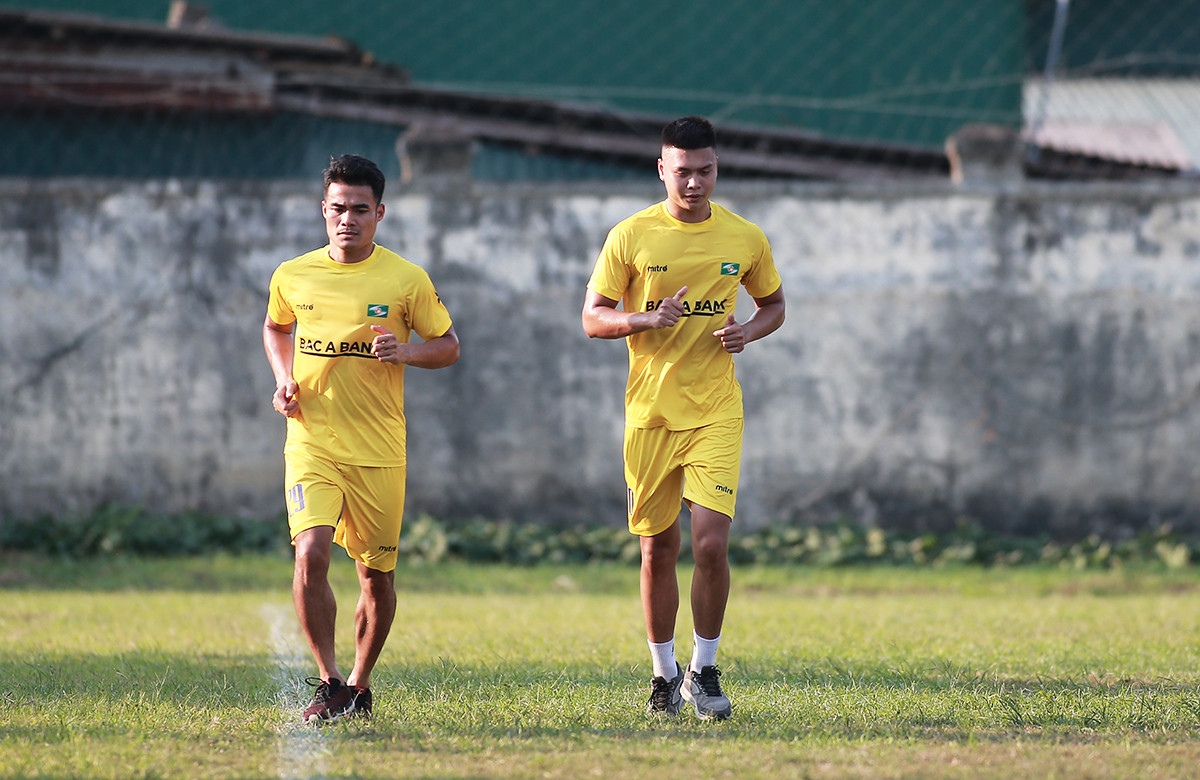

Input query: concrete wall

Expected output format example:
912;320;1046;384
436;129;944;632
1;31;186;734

4;176;1200;535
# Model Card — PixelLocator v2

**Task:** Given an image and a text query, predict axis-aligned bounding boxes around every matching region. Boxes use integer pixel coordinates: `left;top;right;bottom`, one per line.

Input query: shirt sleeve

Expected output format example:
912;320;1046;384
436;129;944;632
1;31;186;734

266;265;296;326
587;224;633;302
407;268;454;341
741;229;782;299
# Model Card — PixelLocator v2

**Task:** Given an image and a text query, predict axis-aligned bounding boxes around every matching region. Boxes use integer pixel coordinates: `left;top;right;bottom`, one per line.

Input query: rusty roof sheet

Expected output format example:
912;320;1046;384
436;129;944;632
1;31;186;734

0;7;373;63
1026;120;1193;170
1024;78;1200;171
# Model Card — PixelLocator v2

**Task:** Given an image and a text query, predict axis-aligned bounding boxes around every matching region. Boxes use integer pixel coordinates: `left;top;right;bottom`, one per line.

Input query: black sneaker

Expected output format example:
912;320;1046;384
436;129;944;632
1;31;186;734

681;665;732;720
302;677;354;724
645;661;685;717
350;686;373;719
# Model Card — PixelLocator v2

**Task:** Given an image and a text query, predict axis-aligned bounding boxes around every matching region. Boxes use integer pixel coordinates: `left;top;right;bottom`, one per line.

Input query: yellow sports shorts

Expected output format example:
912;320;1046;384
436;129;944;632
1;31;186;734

283;451;406;572
623;417;743;537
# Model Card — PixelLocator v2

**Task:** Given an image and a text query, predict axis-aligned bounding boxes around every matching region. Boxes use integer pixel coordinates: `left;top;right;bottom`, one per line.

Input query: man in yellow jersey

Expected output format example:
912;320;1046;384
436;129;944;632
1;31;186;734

263;154;460;723
582;117;785;720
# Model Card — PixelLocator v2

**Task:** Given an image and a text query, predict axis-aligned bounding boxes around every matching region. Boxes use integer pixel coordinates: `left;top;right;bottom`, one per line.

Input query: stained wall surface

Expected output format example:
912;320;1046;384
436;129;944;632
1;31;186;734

4;178;1200;533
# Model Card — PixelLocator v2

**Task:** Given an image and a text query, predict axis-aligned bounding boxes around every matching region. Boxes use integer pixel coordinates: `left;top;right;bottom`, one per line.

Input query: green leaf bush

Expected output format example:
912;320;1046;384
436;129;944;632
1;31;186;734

0;507;1194;569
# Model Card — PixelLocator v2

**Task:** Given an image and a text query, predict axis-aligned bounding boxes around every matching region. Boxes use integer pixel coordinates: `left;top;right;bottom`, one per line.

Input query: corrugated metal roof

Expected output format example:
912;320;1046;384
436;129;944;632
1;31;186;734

1027;120;1192;170
0;7;951;181
0;7;373;63
8;8;1186;181
1024;78;1200;170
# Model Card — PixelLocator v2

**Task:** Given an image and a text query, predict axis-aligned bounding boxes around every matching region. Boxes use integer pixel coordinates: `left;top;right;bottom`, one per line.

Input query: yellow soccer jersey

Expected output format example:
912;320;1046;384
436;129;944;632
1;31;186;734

588;201;782;430
267;244;453;465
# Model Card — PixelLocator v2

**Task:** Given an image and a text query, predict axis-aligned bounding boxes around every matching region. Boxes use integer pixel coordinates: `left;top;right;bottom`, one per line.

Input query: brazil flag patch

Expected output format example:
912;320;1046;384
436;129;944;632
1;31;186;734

720;262;740;276
367;304;389;317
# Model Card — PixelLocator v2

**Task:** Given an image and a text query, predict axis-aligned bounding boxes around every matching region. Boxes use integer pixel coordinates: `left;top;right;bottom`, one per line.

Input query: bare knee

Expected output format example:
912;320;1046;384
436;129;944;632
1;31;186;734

358;566;395;600
641;532;681;574
293;529;334;581
691;515;730;572
692;533;728;571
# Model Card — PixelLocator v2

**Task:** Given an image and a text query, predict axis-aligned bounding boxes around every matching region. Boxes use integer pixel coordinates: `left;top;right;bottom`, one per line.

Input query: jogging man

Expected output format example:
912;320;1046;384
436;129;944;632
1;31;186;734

582;117;785;720
263;154;460;723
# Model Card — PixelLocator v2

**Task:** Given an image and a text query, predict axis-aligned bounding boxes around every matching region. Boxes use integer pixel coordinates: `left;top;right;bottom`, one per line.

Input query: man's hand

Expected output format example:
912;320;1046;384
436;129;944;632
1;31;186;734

272;378;300;417
649;286;688;329
713;313;745;353
371;324;408;364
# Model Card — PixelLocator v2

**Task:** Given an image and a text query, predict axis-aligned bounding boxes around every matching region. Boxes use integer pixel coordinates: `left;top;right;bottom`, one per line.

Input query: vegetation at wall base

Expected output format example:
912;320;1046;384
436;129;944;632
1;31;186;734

0;506;1194;569
0;505;284;558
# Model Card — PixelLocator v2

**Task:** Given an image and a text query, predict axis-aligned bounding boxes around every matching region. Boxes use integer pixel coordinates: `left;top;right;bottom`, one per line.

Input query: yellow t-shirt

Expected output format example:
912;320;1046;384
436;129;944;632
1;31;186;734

588;201;782;430
267;244;453;465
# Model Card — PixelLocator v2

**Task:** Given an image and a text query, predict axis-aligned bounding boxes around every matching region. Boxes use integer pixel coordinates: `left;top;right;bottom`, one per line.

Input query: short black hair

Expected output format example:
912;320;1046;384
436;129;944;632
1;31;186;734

323;154;385;203
661;116;716;151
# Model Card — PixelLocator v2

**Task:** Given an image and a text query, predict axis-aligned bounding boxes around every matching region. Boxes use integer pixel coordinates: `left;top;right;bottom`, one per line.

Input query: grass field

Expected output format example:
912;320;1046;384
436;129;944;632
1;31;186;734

3;554;1200;779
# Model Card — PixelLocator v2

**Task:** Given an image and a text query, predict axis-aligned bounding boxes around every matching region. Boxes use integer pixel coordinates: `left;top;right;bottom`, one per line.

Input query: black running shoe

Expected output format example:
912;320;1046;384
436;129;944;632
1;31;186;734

645;661;685;716
351;685;373;720
302;677;354;724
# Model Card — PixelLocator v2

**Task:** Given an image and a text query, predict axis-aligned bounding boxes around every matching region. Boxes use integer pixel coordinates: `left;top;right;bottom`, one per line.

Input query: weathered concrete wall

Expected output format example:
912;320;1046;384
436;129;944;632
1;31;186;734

4;177;1200;534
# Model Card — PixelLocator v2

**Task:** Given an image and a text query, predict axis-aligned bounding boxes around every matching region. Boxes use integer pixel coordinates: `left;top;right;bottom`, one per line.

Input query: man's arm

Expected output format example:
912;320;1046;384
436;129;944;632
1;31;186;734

582;286;689;339
263;314;300;417
712;286;786;353
370;325;460;369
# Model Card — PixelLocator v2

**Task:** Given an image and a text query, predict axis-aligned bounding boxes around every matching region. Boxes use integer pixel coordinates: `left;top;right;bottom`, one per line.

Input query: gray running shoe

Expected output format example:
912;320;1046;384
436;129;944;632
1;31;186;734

645;661;685;717
681;665;732;720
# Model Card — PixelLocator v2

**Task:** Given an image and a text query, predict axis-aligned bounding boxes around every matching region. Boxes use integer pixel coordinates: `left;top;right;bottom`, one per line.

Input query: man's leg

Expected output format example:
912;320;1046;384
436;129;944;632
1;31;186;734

294;525;357;722
689;505;731;640
680;504;734;720
333;463;405;719
293;526;342;683
640;518;686;715
346;562;397;691
625;424;688;714
640;518;682;643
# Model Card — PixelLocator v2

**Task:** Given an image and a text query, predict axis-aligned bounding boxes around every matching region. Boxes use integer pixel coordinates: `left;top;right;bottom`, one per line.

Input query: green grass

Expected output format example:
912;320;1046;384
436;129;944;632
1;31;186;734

3;555;1200;778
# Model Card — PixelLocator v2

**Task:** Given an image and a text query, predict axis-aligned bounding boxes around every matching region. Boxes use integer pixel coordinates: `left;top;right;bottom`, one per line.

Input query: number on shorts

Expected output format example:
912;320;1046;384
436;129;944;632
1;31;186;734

287;483;306;516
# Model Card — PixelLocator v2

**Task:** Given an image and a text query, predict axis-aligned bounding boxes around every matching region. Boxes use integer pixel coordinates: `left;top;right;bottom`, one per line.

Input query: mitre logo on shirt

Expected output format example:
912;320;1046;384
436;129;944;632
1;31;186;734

367;304;389;317
720;262;740;276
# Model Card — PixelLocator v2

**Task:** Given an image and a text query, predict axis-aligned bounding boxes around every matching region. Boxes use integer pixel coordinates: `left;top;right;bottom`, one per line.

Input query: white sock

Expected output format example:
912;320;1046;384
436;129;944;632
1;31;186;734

648;638;678;680
690;631;720;673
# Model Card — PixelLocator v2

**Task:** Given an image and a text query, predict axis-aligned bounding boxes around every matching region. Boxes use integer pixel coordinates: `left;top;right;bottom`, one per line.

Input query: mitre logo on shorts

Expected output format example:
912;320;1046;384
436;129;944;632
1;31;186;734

367;304;389;317
720;262;740;276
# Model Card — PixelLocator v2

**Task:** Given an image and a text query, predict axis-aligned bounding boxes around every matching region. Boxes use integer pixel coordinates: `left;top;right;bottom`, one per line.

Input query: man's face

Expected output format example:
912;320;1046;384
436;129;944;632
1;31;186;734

322;181;383;258
658;145;717;222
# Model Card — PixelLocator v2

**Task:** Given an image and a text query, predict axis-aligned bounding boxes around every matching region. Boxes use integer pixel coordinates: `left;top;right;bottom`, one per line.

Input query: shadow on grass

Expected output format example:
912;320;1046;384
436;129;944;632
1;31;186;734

12;650;1195;746
379;653;1200;738
6;605;1200;759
